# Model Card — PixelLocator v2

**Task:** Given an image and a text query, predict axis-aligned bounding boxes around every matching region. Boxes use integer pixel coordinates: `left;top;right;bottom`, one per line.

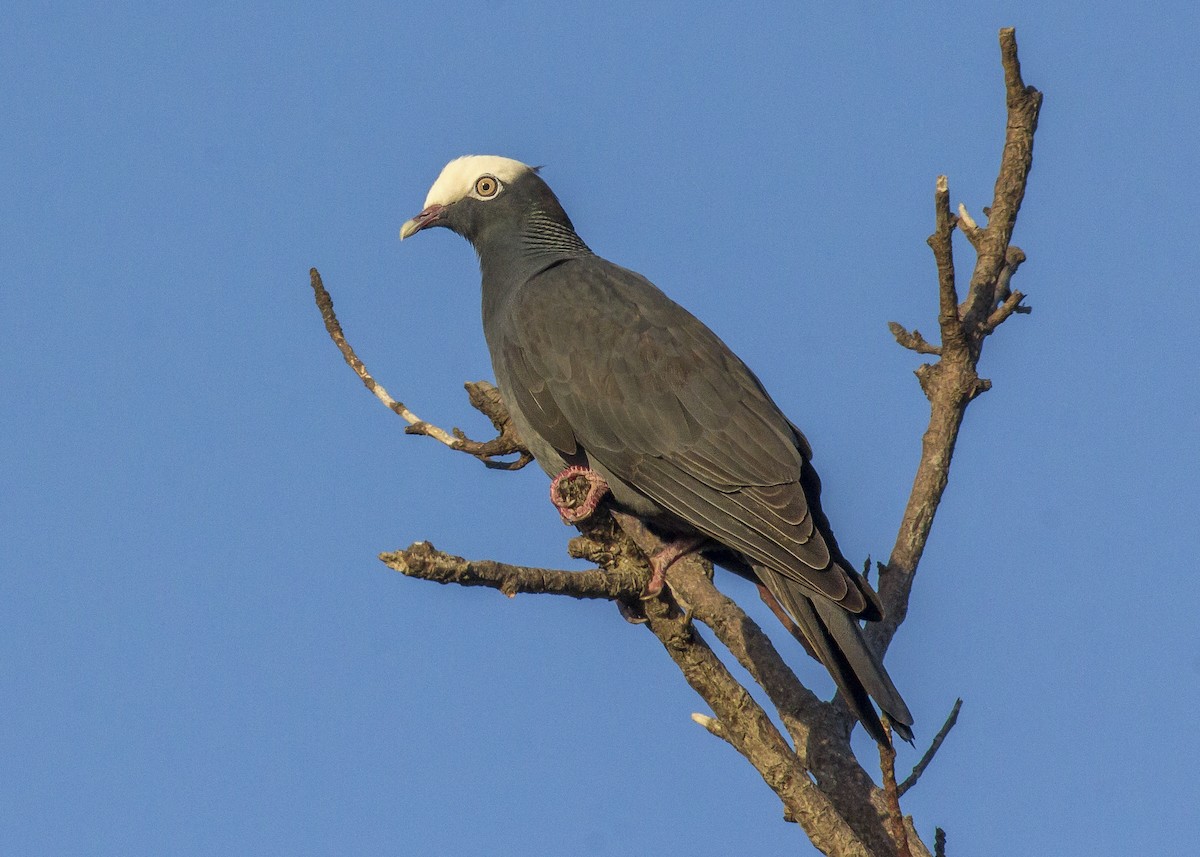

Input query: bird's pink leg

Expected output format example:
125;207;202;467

640;535;707;600
549;465;610;523
607;508;708;601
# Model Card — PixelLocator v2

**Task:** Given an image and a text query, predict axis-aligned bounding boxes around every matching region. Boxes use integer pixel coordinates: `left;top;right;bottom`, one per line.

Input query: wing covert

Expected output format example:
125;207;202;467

498;257;854;601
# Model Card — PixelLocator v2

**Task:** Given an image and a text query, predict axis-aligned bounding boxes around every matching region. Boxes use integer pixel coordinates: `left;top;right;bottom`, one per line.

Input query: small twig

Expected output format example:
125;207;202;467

960;27;1043;333
955;204;984;249
928;175;969;364
691;712;732;745
310;268;532;470
888;322;943;355
992;246;1029;313
879;719;913;857
447;381;535;470
980;290;1027;334
310;268;457;446
898;698;963;797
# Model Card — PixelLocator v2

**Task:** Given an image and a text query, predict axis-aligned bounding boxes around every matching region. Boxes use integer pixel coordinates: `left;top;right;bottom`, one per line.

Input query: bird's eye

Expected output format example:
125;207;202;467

474;175;499;198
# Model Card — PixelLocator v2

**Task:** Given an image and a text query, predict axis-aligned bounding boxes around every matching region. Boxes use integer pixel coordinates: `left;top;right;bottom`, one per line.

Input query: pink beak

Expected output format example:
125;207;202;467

399;203;447;240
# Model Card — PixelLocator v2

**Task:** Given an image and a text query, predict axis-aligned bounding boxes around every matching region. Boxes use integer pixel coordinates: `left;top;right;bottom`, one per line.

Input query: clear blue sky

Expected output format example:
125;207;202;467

4;3;1198;855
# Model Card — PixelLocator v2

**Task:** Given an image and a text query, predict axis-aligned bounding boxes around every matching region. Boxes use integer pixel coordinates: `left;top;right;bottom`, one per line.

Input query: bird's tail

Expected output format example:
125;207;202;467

755;564;914;746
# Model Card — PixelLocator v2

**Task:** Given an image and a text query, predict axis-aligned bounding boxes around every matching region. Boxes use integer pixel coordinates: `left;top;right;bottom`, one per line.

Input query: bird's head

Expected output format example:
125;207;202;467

400;155;541;243
399;155;587;262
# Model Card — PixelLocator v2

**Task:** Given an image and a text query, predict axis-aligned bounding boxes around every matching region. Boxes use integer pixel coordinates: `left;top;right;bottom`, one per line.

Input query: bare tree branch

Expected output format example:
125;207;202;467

955;204;984;249
379;540;645;600
310;268;533;470
691;712;733;745
928;175;969;364
888;323;942;356
382;519;878;857
312;27;1042;857
899;699;964;797
872;27;1042;657
879;721;913;857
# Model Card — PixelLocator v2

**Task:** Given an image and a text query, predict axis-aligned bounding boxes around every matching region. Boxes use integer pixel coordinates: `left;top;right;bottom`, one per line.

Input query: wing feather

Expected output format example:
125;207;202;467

492;257;866;612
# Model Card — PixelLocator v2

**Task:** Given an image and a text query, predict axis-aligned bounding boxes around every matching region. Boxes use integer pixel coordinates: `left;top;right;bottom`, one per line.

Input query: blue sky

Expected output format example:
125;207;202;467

4;3;1198;855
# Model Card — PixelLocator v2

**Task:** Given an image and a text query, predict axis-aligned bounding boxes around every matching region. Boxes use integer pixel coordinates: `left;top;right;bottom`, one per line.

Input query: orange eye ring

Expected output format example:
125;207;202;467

474;175;499;198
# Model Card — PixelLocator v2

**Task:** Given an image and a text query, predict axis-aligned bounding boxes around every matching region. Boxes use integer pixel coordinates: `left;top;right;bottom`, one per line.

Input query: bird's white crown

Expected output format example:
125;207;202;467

422;155;534;208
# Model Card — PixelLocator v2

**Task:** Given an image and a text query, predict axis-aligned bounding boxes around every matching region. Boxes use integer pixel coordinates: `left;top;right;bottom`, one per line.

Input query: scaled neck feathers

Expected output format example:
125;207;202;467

519;205;592;259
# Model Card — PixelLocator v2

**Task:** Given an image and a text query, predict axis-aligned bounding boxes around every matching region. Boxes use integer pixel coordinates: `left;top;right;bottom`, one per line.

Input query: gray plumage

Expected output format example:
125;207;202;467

401;156;913;745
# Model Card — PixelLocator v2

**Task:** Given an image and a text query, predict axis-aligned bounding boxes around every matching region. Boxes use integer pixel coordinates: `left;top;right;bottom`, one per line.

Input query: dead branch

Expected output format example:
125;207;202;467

383;517;878;857
888;323;942;356
871;27;1042;657
691;712;732;745
312;27;1041;857
309;268;532;470
899;699;964;797
379;540;645;600
879;722;913;857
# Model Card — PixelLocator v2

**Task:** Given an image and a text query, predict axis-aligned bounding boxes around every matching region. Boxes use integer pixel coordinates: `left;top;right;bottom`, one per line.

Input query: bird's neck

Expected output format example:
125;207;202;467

475;206;593;316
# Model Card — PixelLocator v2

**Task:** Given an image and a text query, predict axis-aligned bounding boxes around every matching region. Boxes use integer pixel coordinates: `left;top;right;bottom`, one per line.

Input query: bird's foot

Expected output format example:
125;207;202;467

550;465;610;523
616;599;648;624
641;536;707;600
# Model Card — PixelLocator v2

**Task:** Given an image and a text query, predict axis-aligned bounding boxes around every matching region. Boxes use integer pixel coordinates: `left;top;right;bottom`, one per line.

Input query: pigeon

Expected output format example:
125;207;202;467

400;155;914;746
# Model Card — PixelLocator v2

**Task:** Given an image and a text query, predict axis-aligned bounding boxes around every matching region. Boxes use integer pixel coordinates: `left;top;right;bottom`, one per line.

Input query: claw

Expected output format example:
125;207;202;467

550;465;610;523
641;563;667;600
616;599;648;624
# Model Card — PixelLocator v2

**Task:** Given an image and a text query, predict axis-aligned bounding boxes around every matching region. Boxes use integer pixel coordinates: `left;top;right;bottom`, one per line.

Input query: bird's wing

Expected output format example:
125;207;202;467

498;258;864;611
